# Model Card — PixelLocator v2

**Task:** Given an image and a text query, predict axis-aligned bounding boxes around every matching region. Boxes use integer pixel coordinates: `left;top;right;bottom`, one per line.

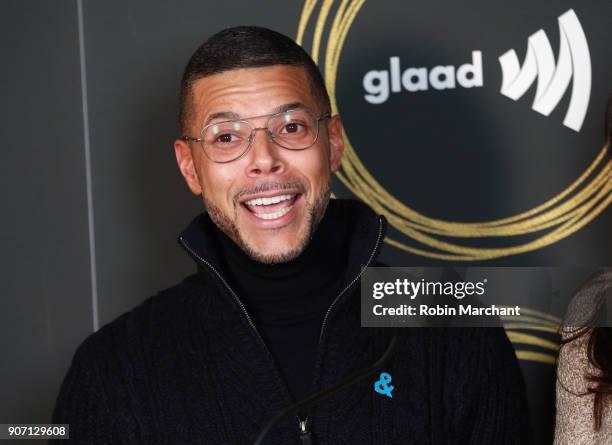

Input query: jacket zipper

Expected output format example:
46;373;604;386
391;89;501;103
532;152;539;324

301;216;385;434
317;217;385;343
178;237;267;348
178;237;303;436
179;215;385;442
298;418;313;444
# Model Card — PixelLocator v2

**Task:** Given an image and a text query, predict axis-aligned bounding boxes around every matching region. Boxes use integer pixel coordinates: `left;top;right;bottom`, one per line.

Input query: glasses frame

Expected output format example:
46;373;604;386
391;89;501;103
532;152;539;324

182;108;331;164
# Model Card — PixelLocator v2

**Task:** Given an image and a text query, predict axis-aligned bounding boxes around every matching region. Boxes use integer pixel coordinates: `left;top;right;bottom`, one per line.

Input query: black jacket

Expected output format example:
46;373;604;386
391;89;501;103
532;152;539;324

53;199;531;444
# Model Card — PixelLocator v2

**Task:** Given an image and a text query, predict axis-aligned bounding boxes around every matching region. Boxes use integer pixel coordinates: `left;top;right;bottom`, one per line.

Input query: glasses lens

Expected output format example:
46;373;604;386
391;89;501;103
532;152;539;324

268;109;319;150
202;121;251;162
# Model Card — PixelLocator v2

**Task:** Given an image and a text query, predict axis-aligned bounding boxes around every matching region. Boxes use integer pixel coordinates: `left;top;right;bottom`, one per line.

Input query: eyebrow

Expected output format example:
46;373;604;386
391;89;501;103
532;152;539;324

202;102;308;127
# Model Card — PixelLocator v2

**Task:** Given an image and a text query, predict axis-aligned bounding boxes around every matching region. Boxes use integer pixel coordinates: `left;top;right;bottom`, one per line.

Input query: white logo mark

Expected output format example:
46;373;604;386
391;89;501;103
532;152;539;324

498;9;591;132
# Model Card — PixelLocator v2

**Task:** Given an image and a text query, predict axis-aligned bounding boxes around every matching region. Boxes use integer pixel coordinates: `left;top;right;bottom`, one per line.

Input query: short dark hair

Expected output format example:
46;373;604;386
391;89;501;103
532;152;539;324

179;26;331;134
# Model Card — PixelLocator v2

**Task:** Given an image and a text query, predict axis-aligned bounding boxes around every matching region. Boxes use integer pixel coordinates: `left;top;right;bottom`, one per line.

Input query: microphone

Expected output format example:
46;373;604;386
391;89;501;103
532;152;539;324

253;331;400;445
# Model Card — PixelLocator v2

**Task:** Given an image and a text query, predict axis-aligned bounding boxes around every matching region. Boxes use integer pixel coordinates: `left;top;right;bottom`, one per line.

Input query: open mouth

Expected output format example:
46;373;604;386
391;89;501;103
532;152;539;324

241;193;301;221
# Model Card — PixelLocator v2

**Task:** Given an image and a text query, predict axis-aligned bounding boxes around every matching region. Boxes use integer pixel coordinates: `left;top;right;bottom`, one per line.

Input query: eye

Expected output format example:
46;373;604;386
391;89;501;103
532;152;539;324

207;121;248;146
216;133;239;144
281;122;305;134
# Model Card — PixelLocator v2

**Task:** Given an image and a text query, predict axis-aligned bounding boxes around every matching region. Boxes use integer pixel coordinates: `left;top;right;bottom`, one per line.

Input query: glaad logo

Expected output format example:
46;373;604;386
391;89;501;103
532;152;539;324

299;2;609;264
498;9;591;132
363;51;483;104
361;9;591;131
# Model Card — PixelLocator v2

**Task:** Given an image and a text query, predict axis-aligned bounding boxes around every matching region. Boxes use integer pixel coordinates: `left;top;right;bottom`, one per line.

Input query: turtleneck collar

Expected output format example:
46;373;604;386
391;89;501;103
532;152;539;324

178;199;388;316
212;204;350;325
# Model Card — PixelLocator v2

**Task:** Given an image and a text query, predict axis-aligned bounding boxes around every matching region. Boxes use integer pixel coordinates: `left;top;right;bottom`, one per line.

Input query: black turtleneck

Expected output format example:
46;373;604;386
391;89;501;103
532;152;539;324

214;208;350;402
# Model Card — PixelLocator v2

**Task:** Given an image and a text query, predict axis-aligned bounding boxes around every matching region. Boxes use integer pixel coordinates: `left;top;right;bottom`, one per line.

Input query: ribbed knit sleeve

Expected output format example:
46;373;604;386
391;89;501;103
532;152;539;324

51;337;114;444
470;328;532;444
432;327;532;444
466;327;532;444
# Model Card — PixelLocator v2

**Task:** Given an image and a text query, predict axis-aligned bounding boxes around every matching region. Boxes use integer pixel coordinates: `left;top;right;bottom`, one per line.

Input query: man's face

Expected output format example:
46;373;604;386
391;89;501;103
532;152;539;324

174;66;344;264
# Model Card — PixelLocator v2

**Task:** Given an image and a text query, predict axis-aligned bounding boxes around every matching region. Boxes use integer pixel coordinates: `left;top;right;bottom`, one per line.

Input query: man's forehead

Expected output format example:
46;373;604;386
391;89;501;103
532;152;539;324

202;102;309;124
190;66;317;125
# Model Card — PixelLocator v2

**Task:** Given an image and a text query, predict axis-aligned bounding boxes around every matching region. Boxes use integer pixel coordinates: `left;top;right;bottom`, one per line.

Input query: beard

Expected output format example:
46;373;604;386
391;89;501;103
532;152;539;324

204;179;332;265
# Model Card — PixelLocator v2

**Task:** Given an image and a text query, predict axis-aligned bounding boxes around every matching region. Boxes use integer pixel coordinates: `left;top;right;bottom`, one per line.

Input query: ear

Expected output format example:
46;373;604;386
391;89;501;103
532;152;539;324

327;114;345;172
174;139;203;195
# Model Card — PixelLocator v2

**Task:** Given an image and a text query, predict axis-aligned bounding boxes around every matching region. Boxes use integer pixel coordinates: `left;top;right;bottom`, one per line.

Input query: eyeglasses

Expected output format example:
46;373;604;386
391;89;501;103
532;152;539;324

182;108;331;163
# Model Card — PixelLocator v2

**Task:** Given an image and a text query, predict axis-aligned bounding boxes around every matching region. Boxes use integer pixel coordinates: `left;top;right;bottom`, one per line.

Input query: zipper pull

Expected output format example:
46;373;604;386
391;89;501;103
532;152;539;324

298;419;313;445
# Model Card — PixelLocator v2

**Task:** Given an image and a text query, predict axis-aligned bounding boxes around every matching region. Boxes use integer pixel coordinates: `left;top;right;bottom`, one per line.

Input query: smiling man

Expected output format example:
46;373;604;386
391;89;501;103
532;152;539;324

175;64;342;265
53;27;531;444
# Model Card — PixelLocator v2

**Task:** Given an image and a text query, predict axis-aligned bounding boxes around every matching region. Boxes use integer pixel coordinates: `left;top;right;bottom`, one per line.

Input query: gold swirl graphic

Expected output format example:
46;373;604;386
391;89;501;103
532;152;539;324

297;0;612;261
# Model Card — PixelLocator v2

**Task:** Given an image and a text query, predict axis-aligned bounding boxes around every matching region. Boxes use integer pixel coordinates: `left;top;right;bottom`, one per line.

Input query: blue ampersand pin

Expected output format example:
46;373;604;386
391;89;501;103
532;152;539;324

374;372;394;398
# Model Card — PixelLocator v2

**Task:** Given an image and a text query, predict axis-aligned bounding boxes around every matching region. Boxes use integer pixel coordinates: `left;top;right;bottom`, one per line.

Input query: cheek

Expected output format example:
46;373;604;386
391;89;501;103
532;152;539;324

299;150;331;188
200;166;237;207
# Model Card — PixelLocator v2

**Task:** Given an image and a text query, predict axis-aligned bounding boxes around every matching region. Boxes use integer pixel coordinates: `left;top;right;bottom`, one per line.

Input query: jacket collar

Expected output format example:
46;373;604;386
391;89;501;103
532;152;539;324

178;198;387;293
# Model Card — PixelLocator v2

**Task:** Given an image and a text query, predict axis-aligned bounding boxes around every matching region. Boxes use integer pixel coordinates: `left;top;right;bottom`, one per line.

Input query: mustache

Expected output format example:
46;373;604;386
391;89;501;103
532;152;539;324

234;181;306;201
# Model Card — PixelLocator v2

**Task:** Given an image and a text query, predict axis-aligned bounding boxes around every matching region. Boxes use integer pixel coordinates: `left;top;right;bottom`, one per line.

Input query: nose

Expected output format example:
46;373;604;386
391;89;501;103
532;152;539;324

245;127;285;177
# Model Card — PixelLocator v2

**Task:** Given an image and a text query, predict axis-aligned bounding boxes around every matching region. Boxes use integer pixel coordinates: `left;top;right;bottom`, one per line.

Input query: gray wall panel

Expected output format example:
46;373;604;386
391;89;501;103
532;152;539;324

0;0;93;436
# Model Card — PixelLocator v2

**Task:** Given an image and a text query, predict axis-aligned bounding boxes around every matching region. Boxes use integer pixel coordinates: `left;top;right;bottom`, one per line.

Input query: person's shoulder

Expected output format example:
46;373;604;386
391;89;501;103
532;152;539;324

415;326;519;380
428;326;512;352
394;326;515;363
74;273;209;359
557;328;594;394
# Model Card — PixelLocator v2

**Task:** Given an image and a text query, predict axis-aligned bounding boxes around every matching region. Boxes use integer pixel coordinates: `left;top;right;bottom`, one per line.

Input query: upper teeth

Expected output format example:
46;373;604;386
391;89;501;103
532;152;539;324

244;194;295;206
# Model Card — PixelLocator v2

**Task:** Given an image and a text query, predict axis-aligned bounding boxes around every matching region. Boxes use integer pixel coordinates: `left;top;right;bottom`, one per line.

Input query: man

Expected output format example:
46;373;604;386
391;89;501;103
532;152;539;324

53;26;531;444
